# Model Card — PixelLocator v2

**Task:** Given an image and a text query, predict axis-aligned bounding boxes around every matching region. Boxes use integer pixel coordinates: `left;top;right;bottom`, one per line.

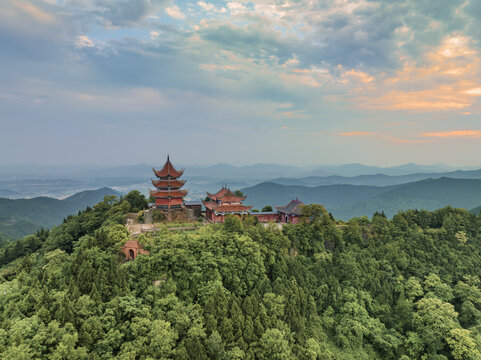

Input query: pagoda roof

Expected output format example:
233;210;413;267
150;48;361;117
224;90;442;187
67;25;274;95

276;199;304;215
202;201;218;210
213;187;230;198
207;187;246;203
152;179;186;188
203;200;252;213
218;194;246;203
150;189;188;198
153;155;184;178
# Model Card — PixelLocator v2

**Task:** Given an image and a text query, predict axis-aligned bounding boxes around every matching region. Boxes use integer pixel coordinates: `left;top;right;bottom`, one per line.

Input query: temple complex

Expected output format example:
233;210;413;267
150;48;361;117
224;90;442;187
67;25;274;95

150;155;188;209
144;155;306;225
203;186;252;223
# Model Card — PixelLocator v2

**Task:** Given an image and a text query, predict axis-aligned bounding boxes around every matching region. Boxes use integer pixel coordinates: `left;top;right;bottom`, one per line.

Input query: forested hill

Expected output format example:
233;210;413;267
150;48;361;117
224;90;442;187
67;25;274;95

242;182;388;210
1;195;481;359
243;177;481;219
0;187;121;239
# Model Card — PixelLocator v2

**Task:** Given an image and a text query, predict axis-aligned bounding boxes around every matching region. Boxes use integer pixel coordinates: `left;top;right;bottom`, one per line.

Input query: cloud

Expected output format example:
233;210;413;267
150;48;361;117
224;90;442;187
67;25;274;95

355;34;481;112
197;1;214;11
65;0;170;27
75;35;95;48
227;2;248;16
4;0;481;166
421;130;481;138
12;1;55;24
165;5;186;20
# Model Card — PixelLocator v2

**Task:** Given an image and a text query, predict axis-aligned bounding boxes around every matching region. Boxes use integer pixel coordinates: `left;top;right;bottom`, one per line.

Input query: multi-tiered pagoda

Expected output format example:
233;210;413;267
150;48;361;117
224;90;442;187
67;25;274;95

203;186;252;223
150;156;188;209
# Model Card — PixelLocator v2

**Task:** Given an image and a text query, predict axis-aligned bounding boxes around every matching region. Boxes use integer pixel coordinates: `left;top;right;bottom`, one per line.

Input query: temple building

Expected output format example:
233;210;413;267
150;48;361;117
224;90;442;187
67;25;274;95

276;199;304;224
203;186;252;223
150;156;188;209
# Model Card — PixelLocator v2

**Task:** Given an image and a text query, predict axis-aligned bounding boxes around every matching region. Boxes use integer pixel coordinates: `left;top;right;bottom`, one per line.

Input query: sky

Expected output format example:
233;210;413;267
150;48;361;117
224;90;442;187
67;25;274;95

1;0;481;167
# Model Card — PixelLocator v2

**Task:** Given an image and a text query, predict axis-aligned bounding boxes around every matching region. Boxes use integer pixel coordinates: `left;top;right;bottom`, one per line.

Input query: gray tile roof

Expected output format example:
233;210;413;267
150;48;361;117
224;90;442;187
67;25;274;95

276;199;304;215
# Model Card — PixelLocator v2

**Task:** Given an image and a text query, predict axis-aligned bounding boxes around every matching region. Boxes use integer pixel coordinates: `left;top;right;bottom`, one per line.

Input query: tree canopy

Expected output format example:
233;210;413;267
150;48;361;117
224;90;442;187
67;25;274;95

1;200;481;359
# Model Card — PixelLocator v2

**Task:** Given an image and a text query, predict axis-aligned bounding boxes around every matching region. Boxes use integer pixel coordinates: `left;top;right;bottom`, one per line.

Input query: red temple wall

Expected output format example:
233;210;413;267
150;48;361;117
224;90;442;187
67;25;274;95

278;212;301;224
155;197;183;206
253;213;279;222
291;215;301;224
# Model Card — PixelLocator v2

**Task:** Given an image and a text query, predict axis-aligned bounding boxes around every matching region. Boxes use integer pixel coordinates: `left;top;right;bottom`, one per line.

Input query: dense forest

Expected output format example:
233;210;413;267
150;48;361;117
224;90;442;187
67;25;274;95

1;193;481;359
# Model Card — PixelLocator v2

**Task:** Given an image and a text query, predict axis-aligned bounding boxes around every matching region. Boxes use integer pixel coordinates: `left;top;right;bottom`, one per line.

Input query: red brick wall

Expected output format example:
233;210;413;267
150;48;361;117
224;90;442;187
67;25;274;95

291;215;301;224
155;197;183;206
253;213;279;222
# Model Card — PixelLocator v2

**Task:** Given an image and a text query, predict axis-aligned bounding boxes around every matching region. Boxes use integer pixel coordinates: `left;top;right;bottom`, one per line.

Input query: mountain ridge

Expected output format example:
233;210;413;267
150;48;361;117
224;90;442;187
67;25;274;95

0;187;121;239
242;177;481;220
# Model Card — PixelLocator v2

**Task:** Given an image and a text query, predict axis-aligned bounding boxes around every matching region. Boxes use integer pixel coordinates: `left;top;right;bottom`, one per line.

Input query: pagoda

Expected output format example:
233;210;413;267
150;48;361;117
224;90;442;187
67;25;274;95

150;155;188;209
203;186;252;223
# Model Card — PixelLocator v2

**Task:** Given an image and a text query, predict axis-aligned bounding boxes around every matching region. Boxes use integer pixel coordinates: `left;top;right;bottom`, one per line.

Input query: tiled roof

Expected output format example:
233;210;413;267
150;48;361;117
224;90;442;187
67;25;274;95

207;187;246;203
206;192;218;201
276;199;304;215
217;194;246;203
153;156;184;178
214;187;230;197
203;200;251;213
203;201;219;210
152;179;185;188
150;189;188;198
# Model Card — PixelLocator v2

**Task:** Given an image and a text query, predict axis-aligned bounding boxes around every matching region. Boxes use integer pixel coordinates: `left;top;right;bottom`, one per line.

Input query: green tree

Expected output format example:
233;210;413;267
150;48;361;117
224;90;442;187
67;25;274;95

255;329;292;360
124;190;148;212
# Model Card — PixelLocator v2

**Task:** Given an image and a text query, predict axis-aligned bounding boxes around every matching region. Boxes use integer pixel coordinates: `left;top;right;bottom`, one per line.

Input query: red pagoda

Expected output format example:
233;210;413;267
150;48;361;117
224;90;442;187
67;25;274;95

150;156;188;209
203;186;252;223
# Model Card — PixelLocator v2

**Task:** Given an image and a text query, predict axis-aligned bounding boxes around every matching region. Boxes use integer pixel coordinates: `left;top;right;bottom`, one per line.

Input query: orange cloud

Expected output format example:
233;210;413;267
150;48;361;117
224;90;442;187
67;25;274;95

368;86;471;111
275;109;306;118
387;137;430;144
12;1;54;24
357;34;481;112
421;130;481;138
337;131;375;136
343;69;374;83
199;63;237;71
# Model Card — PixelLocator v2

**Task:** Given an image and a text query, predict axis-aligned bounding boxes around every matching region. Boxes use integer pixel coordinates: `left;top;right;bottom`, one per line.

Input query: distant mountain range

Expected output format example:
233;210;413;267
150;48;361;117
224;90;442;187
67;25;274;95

0;187;121;239
3;162;481;233
242;177;481;220
0;162;456;182
268;169;481;187
0;162;463;201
